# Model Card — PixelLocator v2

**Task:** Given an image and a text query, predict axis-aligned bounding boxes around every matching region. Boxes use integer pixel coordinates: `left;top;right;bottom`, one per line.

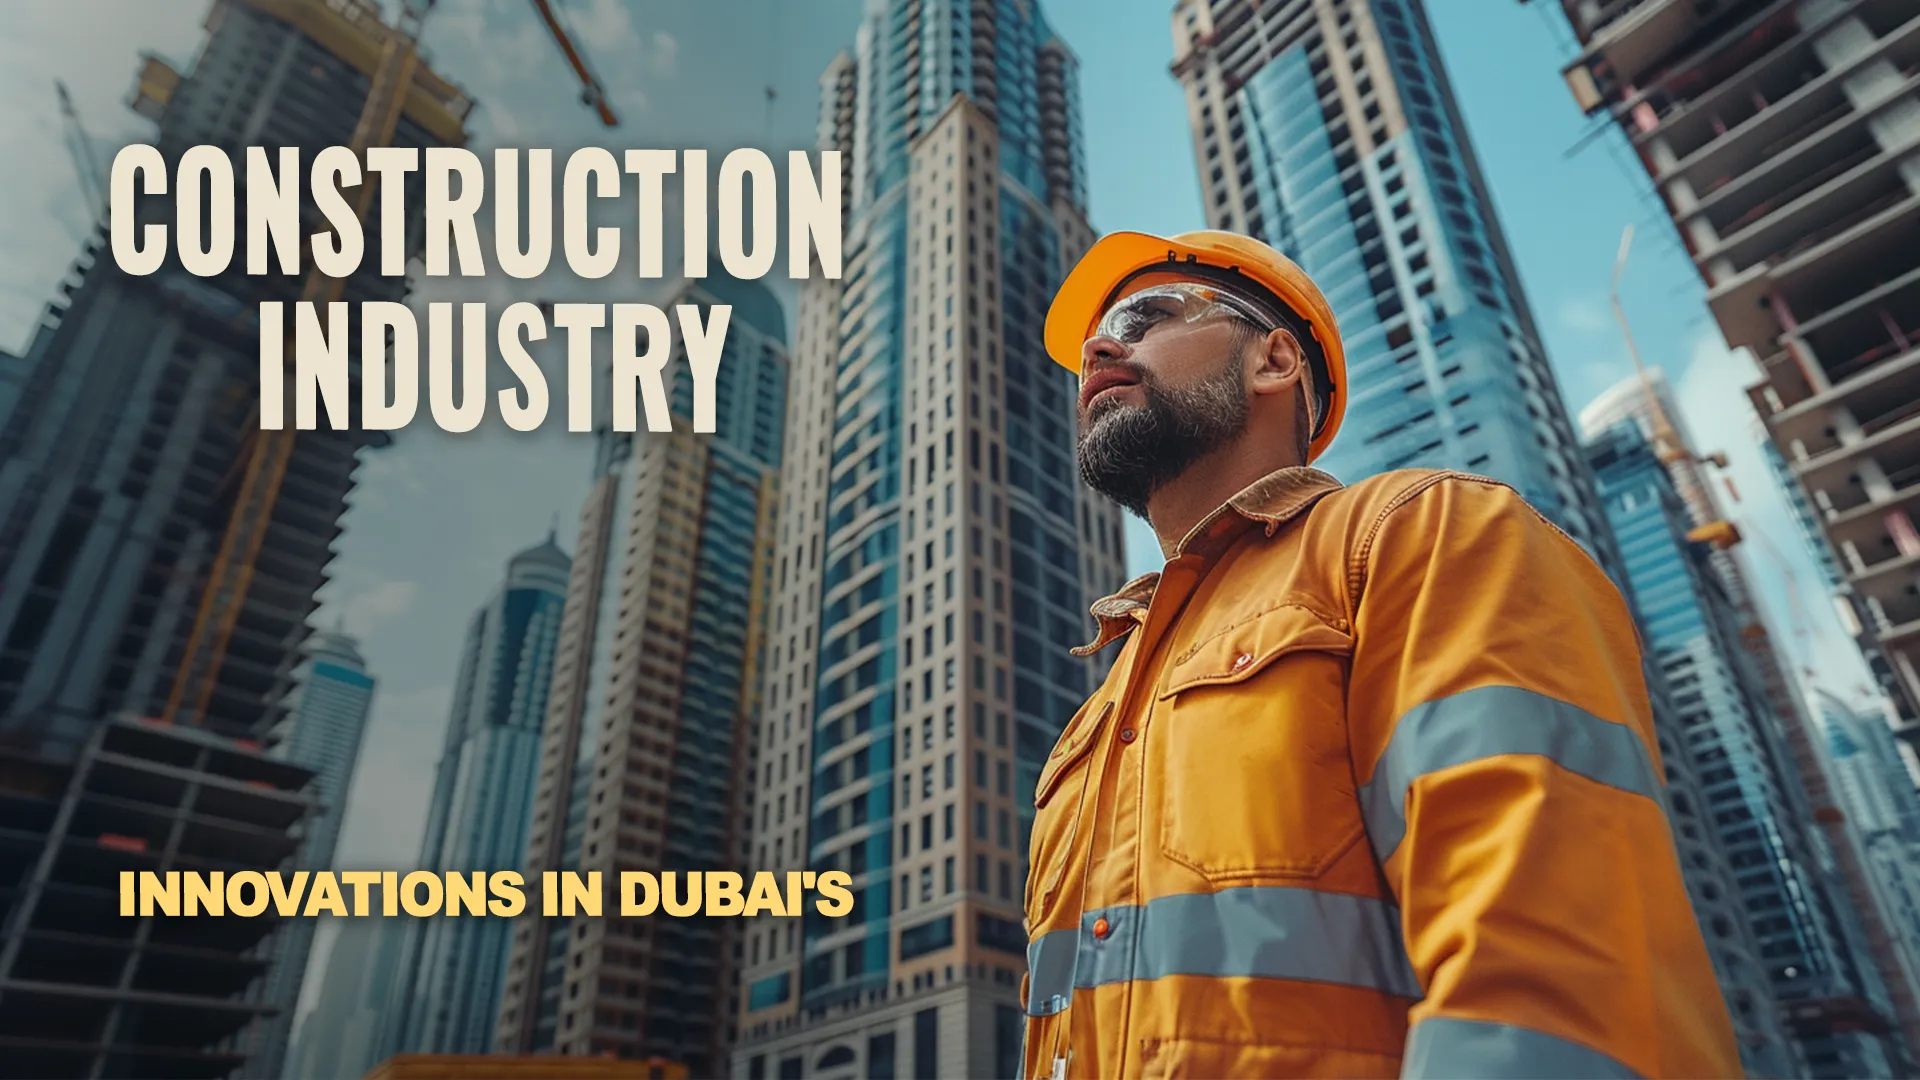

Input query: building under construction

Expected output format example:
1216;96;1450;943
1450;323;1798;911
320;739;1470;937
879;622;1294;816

1546;0;1920;1072
0;0;469;1076
1544;0;1920;736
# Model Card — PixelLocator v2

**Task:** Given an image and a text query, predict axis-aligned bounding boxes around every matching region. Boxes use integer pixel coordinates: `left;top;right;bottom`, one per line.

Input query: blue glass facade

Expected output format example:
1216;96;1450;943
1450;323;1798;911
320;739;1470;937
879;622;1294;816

1816;690;1920;1029
1590;421;1896;1078
1174;0;1612;569
384;535;569;1056
258;631;377;1078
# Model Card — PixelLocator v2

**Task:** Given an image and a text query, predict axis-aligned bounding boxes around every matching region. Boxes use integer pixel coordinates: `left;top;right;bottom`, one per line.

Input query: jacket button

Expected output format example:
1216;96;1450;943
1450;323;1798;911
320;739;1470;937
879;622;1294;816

1092;917;1111;939
1231;652;1253;671
1119;727;1137;744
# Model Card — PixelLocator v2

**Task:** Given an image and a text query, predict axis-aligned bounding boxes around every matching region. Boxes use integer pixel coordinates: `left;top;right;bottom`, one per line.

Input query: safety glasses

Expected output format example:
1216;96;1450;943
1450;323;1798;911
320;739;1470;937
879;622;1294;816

1093;282;1274;345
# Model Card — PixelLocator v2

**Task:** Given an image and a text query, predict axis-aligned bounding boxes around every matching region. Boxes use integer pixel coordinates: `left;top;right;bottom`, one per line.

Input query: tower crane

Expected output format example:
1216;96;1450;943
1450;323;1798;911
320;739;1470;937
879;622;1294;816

56;80;107;213
163;0;619;727
531;0;619;127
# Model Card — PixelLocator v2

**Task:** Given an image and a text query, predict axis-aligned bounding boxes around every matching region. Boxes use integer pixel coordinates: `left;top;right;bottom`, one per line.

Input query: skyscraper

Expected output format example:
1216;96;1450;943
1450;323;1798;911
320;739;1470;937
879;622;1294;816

1586;416;1883;1077
1166;1;1913;1071
0;0;467;753
1539;0;1920;749
1814;689;1920;1004
1545;2;1920;1062
289;920;410;1080
1169;0;1616;567
494;275;791;1075
247;629;379;1077
0;1;467;1074
729;4;1127;1076
386;535;570;1057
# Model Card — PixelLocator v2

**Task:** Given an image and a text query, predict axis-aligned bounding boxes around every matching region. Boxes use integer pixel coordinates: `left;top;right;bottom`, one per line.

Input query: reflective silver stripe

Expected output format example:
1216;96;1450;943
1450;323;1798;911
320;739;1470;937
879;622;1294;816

1358;684;1662;865
1024;885;1419;1017
1403;1016;1641;1079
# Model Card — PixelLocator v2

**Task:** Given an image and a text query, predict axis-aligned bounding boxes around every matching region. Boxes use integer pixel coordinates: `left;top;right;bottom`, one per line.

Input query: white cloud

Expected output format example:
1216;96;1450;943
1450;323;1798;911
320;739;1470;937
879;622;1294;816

648;30;679;80
1557;294;1611;334
1671;329;1880;703
328;579;421;636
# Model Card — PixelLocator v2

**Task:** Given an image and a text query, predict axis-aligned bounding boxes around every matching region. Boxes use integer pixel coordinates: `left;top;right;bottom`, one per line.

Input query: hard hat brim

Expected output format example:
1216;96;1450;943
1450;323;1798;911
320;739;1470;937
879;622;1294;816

1045;230;1348;462
1045;231;1209;376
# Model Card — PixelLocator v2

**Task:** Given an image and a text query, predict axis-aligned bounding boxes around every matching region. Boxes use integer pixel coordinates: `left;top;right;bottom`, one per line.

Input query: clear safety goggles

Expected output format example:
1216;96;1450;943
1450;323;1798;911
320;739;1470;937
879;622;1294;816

1093;282;1275;345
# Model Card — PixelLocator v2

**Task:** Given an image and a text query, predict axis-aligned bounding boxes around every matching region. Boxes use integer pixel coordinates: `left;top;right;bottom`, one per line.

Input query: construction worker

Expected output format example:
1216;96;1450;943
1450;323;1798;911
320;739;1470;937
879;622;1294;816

1026;230;1742;1079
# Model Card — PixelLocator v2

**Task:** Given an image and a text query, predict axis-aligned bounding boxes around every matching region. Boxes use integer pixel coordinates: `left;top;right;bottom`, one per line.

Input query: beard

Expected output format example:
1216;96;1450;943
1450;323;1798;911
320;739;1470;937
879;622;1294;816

1075;357;1250;519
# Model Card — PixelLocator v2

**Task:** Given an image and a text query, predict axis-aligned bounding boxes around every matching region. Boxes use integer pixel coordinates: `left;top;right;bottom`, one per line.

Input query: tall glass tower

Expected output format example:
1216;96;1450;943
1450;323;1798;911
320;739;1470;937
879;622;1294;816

1586;418;1887;1077
730;3;1127;1076
1167;2;1895;1074
384;535;569;1057
248;629;378;1077
1814;688;1920;1023
1169;0;1613;563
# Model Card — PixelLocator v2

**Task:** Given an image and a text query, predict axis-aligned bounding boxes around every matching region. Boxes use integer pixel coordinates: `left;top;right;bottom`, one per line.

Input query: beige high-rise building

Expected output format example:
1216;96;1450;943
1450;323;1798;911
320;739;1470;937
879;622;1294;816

491;277;790;1075
728;3;1127;1077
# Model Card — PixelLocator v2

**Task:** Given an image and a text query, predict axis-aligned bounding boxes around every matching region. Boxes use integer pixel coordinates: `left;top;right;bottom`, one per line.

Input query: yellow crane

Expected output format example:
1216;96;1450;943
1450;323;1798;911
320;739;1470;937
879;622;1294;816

163;0;617;726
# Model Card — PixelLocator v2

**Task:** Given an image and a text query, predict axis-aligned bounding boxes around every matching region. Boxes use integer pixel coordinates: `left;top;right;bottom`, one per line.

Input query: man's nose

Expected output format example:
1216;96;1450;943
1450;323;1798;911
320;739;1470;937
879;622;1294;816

1080;334;1130;373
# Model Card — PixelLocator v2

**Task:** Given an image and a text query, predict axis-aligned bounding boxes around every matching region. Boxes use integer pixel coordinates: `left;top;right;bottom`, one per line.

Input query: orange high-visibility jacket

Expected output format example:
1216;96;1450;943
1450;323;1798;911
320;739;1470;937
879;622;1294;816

1023;467;1741;1079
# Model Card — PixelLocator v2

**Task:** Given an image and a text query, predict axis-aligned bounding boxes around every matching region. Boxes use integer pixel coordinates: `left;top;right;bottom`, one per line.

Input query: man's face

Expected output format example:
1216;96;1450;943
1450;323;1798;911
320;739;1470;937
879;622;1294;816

1074;284;1255;519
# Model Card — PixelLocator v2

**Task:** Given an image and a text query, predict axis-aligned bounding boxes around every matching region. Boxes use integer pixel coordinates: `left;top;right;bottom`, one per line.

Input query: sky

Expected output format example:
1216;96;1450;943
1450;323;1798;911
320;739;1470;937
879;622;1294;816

0;0;1883;1015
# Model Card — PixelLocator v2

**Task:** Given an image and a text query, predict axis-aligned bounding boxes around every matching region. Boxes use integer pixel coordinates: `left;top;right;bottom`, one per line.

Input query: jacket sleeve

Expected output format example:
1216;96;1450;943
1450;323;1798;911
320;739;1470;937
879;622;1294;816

1345;474;1741;1080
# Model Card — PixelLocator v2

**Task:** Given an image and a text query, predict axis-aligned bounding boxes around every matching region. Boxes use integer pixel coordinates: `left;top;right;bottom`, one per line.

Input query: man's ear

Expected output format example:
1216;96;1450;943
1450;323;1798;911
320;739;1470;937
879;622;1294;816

1246;326;1307;399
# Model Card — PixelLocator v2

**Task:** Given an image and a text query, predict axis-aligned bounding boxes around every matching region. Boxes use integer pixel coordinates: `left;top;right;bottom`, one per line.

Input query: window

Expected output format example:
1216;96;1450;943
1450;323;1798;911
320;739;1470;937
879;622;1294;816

901;916;954;960
915;1007;941;1079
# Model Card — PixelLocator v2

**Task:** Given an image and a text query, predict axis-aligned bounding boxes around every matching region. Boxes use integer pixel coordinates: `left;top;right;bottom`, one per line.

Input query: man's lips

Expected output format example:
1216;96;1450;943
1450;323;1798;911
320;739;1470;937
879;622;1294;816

1080;368;1140;409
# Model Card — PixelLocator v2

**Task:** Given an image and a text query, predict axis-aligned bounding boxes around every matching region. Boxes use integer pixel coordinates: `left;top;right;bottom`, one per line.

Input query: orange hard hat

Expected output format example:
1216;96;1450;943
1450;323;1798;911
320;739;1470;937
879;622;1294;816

1044;230;1347;462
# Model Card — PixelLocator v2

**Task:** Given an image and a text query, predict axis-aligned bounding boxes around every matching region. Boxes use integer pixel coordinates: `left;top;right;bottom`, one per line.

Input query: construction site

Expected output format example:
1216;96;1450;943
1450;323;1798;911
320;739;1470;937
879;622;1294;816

0;0;612;1076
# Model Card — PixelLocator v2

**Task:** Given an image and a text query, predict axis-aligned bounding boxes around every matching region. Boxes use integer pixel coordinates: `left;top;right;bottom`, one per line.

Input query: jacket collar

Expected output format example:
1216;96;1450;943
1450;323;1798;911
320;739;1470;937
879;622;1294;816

1072;466;1344;656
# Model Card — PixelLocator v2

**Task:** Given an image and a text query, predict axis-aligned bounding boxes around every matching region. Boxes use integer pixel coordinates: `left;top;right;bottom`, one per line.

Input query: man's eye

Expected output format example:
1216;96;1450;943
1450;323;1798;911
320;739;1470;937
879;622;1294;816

1114;305;1172;342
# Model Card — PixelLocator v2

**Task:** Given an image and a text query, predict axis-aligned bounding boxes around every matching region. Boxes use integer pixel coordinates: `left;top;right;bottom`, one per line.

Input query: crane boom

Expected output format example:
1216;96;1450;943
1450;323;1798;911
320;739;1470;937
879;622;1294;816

57;79;107;213
530;0;620;126
163;8;425;727
167;0;614;728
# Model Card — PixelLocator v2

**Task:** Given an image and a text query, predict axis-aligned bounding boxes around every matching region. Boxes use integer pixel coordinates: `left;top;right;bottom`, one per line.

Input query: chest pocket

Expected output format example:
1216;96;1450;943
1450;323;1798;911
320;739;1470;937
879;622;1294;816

1026;698;1110;927
1154;602;1358;882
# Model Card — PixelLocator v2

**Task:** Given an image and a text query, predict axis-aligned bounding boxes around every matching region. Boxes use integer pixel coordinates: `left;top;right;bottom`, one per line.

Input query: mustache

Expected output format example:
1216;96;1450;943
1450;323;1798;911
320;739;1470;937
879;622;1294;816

1079;358;1154;412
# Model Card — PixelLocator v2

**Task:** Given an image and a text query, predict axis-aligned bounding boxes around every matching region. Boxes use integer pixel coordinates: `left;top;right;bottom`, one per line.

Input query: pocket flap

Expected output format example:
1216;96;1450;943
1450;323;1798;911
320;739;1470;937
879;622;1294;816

1034;701;1111;808
1161;603;1351;698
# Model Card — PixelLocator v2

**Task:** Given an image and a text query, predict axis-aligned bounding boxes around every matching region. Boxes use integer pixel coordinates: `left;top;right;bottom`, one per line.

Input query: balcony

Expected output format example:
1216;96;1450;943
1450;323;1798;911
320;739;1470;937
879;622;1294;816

1630;2;1918;155
1571;0;1746;90
1698;135;1914;281
1766;340;1920;460
1804;267;1920;380
1707;189;1920;351
1844;537;1920;615
1826;472;1920;564
1795;405;1920;515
